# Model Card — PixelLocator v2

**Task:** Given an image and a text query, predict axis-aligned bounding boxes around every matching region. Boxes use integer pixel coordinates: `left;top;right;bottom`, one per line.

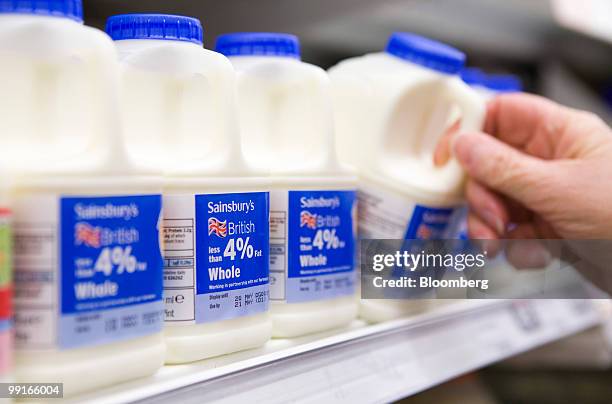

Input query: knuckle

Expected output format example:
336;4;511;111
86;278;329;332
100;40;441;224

572;110;607;133
486;150;525;190
519;163;563;207
576;110;601;125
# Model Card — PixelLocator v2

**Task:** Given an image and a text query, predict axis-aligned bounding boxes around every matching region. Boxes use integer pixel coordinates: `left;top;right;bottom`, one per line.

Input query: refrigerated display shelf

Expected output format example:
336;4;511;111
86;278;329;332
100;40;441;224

69;299;601;404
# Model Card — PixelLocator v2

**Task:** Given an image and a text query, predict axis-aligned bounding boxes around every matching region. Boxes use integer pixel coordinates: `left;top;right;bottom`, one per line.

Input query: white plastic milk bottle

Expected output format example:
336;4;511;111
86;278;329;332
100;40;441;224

329;32;485;323
107;15;272;363
216;33;358;337
0;1;165;396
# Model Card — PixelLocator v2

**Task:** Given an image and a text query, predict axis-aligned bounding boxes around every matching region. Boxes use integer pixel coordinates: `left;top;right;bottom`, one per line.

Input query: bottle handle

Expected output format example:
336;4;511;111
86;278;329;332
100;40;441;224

237;63;337;174
418;79;486;161
86;29;134;174
448;78;486;133
121;47;246;175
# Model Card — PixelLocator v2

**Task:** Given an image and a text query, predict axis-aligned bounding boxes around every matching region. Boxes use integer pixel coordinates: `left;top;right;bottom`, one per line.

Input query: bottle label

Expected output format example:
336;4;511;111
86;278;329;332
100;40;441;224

13;194;164;350
163;192;269;325
269;190;356;303
0;318;10;376
0;208;11;320
0;207;11;376
358;183;456;240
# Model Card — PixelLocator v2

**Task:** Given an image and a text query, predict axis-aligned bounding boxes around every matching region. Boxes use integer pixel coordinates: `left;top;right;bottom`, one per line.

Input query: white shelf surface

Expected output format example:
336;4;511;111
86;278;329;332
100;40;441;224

69;299;601;404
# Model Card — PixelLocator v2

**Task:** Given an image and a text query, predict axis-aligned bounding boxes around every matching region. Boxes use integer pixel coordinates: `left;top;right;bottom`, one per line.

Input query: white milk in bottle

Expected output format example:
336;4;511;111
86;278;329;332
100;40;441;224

329;33;485;323
0;1;165;395
107;15;272;363
216;33;358;337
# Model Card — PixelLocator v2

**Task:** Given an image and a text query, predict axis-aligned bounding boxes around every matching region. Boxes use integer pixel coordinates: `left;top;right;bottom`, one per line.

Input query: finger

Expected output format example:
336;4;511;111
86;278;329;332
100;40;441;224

465;180;509;236
433;118;462;166
486;93;607;159
473;238;502;258
503;196;533;224
532;215;560;238
504;217;558;239
485;93;564;144
506;223;539;239
452;131;559;208
467;212;498;240
505;239;552;270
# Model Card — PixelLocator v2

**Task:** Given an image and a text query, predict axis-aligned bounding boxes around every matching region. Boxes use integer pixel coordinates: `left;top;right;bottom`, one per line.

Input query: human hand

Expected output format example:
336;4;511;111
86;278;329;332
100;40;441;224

435;93;612;240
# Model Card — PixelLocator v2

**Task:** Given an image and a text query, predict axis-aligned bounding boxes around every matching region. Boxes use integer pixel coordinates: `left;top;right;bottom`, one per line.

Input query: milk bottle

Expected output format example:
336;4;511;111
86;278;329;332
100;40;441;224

107;15;272;362
0;2;165;395
329;33;485;322
216;33;358;337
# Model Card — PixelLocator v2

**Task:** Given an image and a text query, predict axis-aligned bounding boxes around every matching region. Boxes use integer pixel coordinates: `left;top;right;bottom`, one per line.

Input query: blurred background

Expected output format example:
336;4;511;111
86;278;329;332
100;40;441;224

84;0;612;124
85;1;612;403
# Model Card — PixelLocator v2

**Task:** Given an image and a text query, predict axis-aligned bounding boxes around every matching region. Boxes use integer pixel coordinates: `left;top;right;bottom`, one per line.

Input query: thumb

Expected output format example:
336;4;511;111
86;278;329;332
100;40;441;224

452;132;558;206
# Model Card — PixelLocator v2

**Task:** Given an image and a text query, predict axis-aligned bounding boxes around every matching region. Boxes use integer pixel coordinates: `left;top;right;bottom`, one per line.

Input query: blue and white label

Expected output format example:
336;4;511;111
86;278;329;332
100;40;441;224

358;183;457;241
270;190;356;303
59;195;163;349
12;193;164;351
404;205;455;240
162;192;269;325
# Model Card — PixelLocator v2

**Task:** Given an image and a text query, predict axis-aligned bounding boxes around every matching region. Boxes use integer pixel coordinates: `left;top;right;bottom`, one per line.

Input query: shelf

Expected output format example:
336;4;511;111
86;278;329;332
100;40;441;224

69;299;601;404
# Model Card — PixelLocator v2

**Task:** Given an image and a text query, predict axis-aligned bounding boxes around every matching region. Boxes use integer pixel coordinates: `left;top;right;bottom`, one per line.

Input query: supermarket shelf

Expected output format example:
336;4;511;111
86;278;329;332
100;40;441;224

70;300;601;404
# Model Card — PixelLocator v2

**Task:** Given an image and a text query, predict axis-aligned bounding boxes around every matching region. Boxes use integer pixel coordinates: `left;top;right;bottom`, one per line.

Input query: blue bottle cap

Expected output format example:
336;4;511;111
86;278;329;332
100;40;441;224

215;32;300;59
461;67;486;86
485;74;522;93
0;0;83;22
385;32;465;75
105;14;203;45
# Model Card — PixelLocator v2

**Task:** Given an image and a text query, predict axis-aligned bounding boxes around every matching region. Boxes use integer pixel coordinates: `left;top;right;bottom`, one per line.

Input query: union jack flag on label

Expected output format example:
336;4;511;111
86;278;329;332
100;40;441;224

300;211;317;229
74;222;101;248
208;217;227;237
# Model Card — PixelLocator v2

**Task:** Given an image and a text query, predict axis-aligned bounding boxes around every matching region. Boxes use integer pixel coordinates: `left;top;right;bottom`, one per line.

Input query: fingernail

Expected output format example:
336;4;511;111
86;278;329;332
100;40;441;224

481;210;505;235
